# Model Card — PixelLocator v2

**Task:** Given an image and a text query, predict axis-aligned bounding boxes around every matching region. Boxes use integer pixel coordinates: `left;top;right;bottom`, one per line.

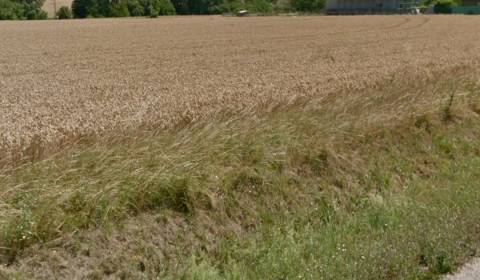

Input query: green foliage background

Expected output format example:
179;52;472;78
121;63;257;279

69;0;326;18
0;0;475;20
0;0;46;20
0;0;326;19
72;0;325;18
422;0;462;13
57;5;72;18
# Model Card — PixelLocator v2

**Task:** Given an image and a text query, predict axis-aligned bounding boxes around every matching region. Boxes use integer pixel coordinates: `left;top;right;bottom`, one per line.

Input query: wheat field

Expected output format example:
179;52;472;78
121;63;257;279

3;15;480;279
1;15;480;161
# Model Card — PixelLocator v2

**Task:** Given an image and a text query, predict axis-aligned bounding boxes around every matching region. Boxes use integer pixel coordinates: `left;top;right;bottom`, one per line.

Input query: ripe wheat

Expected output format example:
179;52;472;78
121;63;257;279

1;15;480;160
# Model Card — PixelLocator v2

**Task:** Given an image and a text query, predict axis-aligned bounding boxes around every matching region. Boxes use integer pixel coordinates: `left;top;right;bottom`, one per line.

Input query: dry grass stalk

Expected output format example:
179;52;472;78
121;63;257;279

1;15;480;163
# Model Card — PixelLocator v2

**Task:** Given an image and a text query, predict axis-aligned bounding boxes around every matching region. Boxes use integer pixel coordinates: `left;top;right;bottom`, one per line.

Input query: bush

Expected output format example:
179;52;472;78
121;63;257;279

0;0;22;19
212;0;243;13
72;0;88;17
290;0;324;12
157;0;175;14
109;0;130;17
57;5;72;18
434;0;456;14
142;0;175;16
146;2;158;16
246;0;273;13
0;0;47;20
26;7;47;19
274;0;294;12
72;0;103;18
127;0;144;16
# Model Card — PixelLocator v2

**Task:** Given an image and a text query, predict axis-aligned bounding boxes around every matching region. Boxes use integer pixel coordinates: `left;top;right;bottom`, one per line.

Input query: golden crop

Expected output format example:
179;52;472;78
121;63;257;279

1;15;480;161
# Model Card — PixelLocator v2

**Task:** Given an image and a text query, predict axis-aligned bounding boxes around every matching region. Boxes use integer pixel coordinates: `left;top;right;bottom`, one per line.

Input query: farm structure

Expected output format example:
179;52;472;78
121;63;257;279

326;0;421;14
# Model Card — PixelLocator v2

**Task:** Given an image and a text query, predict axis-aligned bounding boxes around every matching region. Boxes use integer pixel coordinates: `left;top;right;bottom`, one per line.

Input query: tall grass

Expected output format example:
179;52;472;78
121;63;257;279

1;74;479;278
183;140;480;280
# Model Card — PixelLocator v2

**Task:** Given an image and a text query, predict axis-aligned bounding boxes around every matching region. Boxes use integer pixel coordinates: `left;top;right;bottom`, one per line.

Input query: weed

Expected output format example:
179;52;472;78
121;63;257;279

443;88;457;122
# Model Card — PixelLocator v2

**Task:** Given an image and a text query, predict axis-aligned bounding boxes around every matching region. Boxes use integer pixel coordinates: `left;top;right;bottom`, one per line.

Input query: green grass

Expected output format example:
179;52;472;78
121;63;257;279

182;142;480;280
1;77;480;278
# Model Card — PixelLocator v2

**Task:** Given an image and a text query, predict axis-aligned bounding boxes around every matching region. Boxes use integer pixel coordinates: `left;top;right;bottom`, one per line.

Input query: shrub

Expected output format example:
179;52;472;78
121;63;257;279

0;0;47;20
246;0;273;13
290;0;324;12
72;0;88;17
170;0;188;14
146;2;158;16
0;0;20;19
157;0;175;14
212;0;243;13
57;5;73;18
127;0;144;16
72;0;102;18
26;8;47;19
274;0;294;12
434;0;457;14
142;0;175;16
109;0;130;17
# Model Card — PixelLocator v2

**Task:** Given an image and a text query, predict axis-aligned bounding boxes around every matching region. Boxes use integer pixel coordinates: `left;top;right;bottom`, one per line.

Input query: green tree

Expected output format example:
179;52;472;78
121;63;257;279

1;0;47;19
157;0;175;14
171;0;220;14
72;0;102;18
0;0;23;19
109;0;129;16
170;0;188;13
96;0;111;16
434;0;457;13
26;8;47;19
422;0;462;5
211;0;243;13
0;0;48;20
128;0;144;16
188;0;209;13
141;0;175;16
72;0;88;17
57;5;72;18
290;0;324;12
246;0;273;13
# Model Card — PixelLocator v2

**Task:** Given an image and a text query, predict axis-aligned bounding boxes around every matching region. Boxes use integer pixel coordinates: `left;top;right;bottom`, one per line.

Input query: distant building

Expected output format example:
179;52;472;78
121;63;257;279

326;0;421;14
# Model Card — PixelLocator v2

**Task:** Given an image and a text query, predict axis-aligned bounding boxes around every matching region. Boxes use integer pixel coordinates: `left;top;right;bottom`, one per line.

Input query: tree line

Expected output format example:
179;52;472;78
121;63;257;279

71;0;326;18
0;0;325;19
0;0;47;19
4;0;461;20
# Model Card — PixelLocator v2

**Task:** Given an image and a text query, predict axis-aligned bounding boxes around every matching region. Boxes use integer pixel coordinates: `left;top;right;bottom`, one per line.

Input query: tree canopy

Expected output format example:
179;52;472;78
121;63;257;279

70;0;325;18
1;0;326;20
0;0;46;19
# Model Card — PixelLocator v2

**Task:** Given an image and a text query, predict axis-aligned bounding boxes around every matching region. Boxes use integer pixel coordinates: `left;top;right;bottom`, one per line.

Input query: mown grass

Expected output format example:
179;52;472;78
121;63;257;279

1;76;480;278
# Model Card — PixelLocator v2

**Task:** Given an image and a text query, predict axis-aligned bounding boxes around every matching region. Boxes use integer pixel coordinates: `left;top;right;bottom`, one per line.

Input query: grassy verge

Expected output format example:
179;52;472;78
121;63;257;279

1;75;480;278
183;129;480;279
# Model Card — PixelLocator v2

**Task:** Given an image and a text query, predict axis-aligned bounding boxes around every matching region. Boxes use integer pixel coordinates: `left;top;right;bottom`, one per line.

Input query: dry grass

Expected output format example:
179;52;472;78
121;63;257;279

0;73;479;279
1;15;480;164
1;15;480;279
